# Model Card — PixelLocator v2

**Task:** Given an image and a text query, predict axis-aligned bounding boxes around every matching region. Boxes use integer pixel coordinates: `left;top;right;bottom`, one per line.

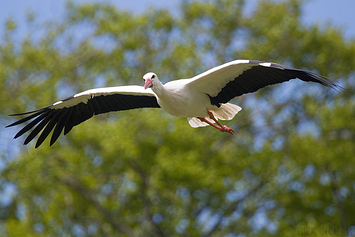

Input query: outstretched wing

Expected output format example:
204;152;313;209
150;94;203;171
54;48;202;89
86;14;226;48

7;86;160;148
186;60;343;106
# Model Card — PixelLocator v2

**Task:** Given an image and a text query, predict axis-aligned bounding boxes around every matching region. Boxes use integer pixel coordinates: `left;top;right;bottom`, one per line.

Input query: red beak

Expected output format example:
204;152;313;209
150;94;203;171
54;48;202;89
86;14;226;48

144;78;153;89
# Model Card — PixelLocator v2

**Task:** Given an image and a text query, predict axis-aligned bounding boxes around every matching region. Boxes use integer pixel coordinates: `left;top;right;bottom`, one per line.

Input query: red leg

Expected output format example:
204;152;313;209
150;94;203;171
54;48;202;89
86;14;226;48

199;111;234;134
207;110;234;134
198;117;225;132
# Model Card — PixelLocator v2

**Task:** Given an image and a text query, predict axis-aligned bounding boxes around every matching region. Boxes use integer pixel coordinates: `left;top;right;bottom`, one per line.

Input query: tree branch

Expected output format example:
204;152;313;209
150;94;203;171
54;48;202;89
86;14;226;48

128;160;166;237
202;181;266;237
58;176;136;237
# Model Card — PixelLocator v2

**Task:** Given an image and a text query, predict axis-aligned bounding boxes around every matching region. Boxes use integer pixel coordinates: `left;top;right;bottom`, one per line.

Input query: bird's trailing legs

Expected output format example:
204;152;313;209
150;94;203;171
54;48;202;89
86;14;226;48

198;110;234;134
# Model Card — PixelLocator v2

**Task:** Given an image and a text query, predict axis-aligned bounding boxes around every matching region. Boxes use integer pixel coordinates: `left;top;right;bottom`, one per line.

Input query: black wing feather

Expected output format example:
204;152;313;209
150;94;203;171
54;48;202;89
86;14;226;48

64;105;78;135
209;61;343;106
7;93;160;147
24;112;56;145
50;109;70;146
13;111;50;139
7;110;45;128
35;110;62;148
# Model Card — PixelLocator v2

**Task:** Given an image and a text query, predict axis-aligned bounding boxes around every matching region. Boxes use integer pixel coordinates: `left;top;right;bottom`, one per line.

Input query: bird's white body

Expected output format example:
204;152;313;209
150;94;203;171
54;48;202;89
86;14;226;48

153;79;210;117
150;78;242;127
7;59;341;147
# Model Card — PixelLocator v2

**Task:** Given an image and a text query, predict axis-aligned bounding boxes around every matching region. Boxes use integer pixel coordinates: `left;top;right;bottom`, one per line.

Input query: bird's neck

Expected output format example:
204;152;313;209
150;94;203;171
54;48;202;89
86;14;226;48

151;80;166;98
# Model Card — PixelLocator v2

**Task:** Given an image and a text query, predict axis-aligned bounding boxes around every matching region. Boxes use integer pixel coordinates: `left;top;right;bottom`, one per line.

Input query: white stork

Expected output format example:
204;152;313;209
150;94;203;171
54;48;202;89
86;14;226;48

7;60;342;148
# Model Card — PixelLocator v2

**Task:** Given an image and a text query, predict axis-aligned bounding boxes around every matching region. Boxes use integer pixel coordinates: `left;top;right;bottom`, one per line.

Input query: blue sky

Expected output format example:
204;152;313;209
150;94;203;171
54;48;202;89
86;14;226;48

0;0;354;40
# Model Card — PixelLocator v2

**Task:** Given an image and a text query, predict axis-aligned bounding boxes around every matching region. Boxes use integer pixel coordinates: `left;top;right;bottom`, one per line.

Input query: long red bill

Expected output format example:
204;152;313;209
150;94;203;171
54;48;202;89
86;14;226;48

144;79;153;89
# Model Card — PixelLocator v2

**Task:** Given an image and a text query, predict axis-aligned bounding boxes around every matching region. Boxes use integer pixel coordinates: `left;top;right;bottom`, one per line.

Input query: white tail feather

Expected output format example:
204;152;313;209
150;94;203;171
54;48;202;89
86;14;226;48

187;103;242;128
212;103;242;120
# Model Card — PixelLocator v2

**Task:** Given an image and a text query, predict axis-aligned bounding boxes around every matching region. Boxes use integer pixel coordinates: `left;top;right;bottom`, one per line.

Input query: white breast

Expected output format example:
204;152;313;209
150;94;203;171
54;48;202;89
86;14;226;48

154;80;212;118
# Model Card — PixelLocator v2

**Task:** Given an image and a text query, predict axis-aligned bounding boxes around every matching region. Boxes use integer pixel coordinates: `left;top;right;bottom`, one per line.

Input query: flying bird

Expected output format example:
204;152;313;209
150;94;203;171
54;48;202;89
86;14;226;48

7;60;342;148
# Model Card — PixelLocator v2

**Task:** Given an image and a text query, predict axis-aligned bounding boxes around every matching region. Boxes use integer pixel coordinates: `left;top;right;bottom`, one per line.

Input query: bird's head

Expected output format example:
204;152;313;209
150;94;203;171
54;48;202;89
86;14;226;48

143;72;158;89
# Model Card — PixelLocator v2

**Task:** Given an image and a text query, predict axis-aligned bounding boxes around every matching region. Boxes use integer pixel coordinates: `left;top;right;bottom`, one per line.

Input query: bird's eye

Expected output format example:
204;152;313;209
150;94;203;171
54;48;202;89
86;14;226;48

152;75;155;79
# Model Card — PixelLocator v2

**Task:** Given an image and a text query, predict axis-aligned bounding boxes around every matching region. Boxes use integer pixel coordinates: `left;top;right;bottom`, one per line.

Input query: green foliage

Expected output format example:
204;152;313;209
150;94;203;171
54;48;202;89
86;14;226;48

0;0;354;236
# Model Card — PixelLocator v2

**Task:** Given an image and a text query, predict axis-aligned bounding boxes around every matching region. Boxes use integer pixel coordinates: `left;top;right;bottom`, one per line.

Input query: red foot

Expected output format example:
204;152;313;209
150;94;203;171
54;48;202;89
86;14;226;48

206;110;234;135
222;125;234;135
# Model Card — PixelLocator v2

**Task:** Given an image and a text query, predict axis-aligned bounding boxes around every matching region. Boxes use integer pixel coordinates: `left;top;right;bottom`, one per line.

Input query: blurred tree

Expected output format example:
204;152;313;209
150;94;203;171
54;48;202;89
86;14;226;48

0;0;354;236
